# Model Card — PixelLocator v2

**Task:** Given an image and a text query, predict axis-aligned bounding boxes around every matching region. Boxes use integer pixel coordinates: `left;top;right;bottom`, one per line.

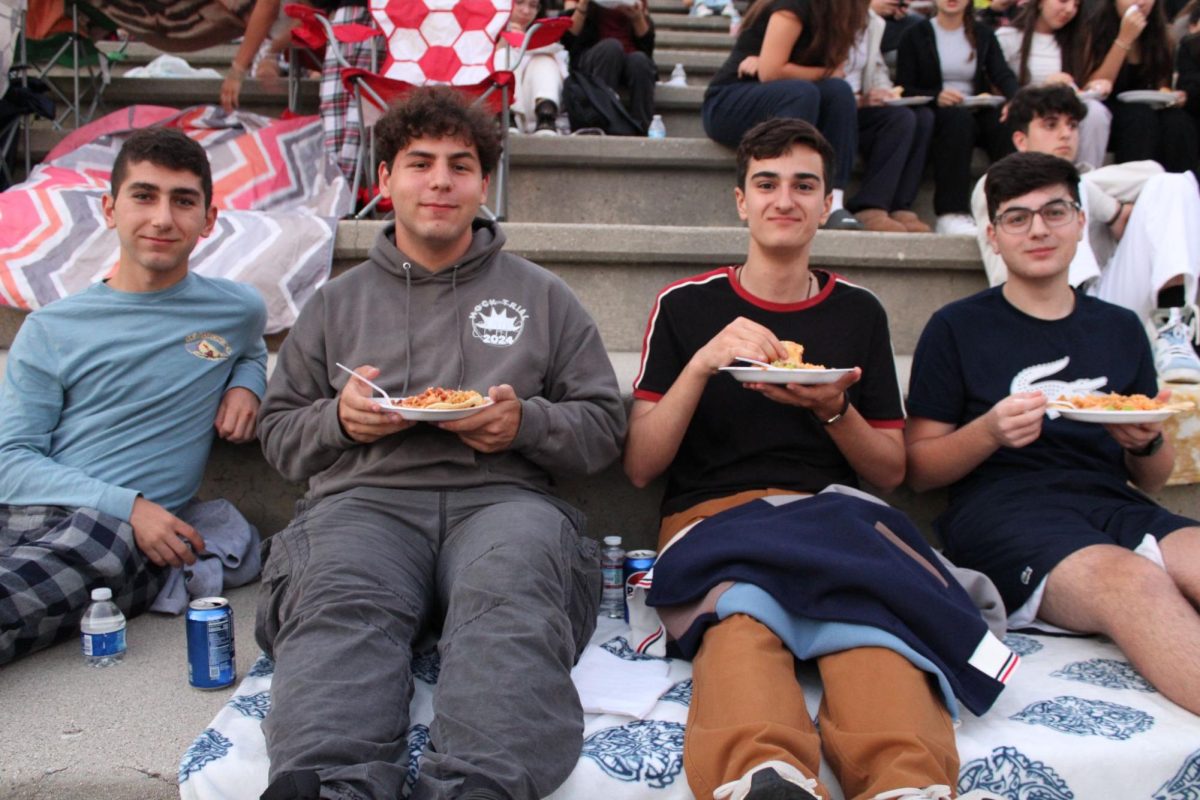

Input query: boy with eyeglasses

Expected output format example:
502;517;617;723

969;84;1200;383
906;151;1200;716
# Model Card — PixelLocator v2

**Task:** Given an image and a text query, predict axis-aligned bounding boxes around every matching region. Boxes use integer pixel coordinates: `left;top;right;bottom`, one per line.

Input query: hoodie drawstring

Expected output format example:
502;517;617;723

401;262;412;397
452;265;466;390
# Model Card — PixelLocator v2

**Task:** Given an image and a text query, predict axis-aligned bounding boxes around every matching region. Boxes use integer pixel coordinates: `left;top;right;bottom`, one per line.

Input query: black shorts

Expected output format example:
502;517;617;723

937;471;1196;611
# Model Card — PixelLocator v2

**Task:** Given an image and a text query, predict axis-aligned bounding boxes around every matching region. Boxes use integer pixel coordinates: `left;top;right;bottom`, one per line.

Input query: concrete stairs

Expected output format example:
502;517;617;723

8;3;1200;550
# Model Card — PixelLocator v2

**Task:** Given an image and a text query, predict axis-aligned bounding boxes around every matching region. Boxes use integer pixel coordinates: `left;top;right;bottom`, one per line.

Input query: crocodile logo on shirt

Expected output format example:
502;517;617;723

185;332;232;361
469;299;527;347
1010;356;1106;401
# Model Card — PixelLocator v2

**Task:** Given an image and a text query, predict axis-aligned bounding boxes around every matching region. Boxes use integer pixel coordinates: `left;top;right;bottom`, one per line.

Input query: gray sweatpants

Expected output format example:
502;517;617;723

255;485;601;800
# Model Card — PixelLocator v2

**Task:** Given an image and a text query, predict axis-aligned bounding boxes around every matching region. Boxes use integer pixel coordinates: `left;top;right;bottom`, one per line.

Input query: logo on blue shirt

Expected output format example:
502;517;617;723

185;332;232;361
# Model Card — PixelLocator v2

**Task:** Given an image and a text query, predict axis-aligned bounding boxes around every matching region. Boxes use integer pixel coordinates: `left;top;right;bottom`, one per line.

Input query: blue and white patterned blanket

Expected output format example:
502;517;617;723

179;618;1200;799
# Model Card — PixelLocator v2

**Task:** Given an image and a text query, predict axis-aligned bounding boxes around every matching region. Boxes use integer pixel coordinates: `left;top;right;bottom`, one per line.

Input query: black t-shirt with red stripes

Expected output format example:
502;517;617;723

633;267;905;516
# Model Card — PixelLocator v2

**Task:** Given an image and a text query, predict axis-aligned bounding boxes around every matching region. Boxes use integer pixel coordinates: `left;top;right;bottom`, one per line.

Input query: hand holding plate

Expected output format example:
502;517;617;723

746;366;861;414
437;383;522;453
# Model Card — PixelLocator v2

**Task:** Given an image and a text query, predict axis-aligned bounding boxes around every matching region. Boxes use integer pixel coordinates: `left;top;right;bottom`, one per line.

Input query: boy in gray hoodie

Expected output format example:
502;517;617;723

255;87;626;800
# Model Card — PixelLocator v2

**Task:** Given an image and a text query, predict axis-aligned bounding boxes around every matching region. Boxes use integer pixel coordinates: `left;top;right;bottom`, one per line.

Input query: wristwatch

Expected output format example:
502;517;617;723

1126;432;1164;458
820;393;850;426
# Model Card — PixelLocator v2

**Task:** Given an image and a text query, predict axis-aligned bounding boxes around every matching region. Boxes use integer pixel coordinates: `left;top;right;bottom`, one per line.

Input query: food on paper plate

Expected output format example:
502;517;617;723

397;387;487;410
1054;392;1163;411
770;341;826;370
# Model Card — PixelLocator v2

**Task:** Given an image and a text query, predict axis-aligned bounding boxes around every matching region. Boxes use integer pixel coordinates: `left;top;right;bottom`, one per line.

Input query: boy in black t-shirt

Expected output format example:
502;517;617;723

907;151;1200;717
625;119;1007;800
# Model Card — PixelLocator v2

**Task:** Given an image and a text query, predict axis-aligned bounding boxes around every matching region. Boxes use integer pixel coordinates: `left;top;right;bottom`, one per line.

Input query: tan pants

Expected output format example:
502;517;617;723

659;491;959;800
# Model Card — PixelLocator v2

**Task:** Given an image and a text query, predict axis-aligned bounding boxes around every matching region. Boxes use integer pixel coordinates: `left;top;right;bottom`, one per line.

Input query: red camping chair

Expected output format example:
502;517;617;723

283;3;379;115
310;0;569;220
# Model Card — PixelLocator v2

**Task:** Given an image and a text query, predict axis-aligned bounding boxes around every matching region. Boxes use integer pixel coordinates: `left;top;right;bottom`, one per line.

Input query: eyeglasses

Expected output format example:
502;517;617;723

993;199;1081;235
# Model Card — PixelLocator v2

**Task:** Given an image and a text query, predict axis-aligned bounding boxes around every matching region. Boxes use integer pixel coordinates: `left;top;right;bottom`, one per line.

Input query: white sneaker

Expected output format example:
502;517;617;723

1153;306;1200;384
692;3;714;15
872;787;1005;800
935;214;978;236
713;761;822;800
872;787;952;800
721;2;737;15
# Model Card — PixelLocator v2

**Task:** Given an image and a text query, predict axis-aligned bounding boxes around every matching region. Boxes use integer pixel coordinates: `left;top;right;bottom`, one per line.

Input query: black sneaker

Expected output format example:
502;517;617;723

714;763;823;800
820;208;865;231
534;99;559;136
746;767;822;800
260;770;321;800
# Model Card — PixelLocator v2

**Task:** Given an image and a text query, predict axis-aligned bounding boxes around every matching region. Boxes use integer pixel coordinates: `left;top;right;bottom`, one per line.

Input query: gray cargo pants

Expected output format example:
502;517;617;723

255;485;601;800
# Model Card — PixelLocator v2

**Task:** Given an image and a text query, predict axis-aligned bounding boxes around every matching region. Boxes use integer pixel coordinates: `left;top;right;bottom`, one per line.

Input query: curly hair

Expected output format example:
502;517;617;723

374;86;502;177
111;127;213;208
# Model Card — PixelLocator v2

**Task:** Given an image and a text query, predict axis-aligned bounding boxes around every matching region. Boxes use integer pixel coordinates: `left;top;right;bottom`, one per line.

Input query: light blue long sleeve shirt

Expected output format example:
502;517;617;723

0;273;267;521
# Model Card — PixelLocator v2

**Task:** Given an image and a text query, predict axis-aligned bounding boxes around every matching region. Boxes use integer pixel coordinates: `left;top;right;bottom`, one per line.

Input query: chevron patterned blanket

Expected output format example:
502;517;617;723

0;105;351;333
179;617;1200;799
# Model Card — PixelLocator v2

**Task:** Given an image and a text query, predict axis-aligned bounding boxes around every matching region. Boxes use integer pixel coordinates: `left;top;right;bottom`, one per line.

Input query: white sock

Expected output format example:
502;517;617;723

831;189;845;212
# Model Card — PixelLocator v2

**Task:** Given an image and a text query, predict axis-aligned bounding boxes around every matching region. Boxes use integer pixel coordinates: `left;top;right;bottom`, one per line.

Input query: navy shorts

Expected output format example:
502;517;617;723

937;472;1197;611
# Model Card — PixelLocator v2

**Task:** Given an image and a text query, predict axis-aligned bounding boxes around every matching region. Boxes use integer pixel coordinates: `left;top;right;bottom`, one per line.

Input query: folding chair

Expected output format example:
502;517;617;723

17;0;121;129
313;0;569;220
283;2;378;116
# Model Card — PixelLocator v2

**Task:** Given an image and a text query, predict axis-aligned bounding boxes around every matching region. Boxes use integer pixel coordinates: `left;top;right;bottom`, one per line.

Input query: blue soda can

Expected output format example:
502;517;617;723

623;550;657;622
187;597;236;690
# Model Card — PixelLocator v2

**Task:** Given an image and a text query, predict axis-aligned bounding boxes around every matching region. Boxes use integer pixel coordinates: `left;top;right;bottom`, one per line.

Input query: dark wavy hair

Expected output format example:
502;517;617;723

736;117;835;194
111;127;213;208
1081;0;1173;88
739;0;868;74
984;151;1081;220
1013;0;1083;84
375;86;502;177
1007;83;1088;134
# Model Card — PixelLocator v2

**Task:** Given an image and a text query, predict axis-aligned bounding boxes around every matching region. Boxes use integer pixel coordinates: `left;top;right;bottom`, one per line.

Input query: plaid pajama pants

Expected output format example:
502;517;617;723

320;5;377;183
0;505;164;665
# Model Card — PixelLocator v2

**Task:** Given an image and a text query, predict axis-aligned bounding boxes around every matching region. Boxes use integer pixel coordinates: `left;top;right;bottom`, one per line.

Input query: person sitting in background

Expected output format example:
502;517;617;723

0;128;267;665
702;0;867;229
878;0;927;61
907;150;1200;718
1178;4;1200;140
1079;0;1198;175
898;0;1019;235
498;0;569;135
970;84;1200;382
845;0;935;231
562;0;657;131
996;0;1114;170
975;0;1019;28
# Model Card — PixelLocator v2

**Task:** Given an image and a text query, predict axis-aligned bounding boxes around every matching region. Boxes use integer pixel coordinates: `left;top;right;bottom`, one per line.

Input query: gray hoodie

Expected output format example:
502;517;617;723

259;220;626;501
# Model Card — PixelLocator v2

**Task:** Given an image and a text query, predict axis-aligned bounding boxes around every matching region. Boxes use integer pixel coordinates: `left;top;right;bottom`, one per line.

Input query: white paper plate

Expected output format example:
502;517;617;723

720;366;855;385
1076;89;1105;101
375;397;494;421
959;95;1006;108
1054;407;1175;424
885;96;933;107
1116;90;1177;107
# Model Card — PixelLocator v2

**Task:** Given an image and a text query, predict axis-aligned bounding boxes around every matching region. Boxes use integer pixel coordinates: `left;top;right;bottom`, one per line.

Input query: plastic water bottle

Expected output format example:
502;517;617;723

648;115;667;139
728;5;742;36
556;111;572;136
669;63;687;86
81;587;126;668
600;536;626;619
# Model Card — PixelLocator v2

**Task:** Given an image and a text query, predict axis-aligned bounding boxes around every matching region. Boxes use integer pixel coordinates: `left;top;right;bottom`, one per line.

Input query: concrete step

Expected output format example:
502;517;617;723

0;222;985;356
38;74;710;138
331;221;986;356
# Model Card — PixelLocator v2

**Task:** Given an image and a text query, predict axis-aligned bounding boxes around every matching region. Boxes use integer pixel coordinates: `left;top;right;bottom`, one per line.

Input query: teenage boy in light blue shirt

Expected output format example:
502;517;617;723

0;127;267;664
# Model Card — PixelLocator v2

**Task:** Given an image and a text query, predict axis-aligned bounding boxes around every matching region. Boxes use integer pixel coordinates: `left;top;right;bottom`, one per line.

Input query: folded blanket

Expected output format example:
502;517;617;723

150;499;261;615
